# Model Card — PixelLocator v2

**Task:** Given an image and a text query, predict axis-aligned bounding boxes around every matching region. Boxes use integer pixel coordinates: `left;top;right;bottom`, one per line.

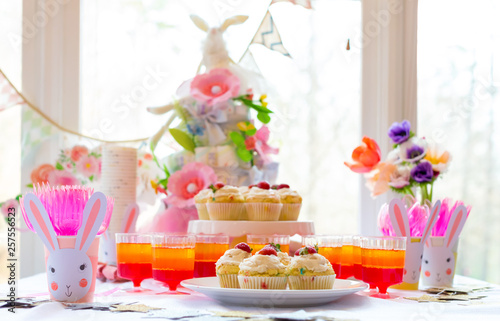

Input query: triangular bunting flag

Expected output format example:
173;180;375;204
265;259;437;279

251;11;291;58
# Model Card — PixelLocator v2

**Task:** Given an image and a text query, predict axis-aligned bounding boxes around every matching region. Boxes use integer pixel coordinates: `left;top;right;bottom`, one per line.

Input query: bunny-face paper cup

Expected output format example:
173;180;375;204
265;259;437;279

421;204;468;288
23;192;108;303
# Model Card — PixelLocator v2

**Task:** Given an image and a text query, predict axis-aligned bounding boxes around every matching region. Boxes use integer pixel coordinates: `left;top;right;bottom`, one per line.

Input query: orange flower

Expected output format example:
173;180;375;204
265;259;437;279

70;145;89;162
365;162;397;197
31;164;56;185
344;137;381;173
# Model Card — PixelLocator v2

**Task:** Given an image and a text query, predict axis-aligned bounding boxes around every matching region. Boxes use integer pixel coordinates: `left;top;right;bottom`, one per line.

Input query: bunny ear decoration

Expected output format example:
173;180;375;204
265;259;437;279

75;192;107;253
190;15;209;32
220;15;249;31
121;203;140;233
389;198;411;238
23;193;60;253
444;204;468;249
420;200;441;244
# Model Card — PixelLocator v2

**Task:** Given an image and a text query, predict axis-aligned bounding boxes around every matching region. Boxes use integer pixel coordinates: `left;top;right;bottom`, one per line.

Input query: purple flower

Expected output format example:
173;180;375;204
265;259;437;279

406;145;424;160
411;161;433;183
388;120;411;144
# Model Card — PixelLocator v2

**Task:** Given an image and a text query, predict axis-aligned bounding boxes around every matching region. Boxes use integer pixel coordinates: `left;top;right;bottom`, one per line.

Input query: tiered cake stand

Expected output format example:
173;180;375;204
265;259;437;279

187;220;315;253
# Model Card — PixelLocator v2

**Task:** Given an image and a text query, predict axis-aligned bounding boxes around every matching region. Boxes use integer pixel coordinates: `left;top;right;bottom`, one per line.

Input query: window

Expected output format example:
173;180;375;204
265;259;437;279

81;0;362;235
418;0;500;283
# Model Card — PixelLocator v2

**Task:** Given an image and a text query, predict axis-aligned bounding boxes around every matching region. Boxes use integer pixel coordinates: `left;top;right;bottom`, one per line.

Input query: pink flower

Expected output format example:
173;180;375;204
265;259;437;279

76;155;99;177
254;126;279;164
1;199;19;218
166;162;217;208
47;170;79;186
70;145;89;162
245;136;257;150
389;166;411;189
190;68;240;106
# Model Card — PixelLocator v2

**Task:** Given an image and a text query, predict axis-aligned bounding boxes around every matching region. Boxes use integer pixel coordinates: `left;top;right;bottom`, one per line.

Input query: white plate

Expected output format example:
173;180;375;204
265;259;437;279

181;277;368;307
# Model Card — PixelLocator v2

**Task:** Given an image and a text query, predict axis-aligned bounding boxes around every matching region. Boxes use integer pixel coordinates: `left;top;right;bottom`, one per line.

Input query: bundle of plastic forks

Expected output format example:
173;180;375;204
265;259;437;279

20;183;113;236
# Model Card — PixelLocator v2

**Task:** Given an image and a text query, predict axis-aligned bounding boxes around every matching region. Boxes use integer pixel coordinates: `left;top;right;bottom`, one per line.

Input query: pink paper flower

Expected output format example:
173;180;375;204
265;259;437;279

166;162;217;208
389;166;411;188
70;145;89;162
1;199;19;218
190;68;240;106
76;155;99;177
47;170;79;186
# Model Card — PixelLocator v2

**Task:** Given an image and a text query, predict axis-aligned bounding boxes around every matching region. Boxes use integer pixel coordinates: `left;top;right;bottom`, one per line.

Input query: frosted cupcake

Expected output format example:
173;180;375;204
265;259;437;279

238;245;287;290
216;243;252;288
245;187;282;221
287;246;335;290
275;186;302;221
194;189;213;220
207;184;245;220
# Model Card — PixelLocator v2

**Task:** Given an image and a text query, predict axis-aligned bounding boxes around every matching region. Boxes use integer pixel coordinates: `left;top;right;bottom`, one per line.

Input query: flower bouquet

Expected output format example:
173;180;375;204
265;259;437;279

345;120;471;288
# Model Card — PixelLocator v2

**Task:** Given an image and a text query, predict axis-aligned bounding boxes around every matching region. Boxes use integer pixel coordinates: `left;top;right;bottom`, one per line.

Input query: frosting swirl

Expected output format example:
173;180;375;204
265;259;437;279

277;252;291;266
215;249;251;267
210;186;244;203
194;189;213;203
289;253;333;273
245;187;280;203
239;254;286;273
277;188;302;203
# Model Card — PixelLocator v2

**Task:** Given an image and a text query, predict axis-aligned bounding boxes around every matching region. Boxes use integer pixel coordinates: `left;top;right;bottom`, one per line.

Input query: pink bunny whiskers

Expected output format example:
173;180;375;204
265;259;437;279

20;183;113;236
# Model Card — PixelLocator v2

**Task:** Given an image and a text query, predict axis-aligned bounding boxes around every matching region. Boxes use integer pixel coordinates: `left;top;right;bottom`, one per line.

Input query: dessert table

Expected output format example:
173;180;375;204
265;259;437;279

2;274;499;321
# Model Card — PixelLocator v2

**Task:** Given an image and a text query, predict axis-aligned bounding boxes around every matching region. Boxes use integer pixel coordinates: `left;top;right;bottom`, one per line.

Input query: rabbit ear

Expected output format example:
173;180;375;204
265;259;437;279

220;15;248;32
23;193;59;253
121;203;139;233
190;15;209;32
444;204;468;249
389;198;411;238
75;192;107;253
421;200;441;244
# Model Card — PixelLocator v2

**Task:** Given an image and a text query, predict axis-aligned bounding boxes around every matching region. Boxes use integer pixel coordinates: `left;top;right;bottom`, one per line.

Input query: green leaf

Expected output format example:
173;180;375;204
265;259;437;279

55;162;64;170
237;98;273;114
158;178;169;189
257;112;271;124
245;128;257;136
169;128;196;152
26;183;33;188
89;175;94;182
229;131;246;147
236;147;253;162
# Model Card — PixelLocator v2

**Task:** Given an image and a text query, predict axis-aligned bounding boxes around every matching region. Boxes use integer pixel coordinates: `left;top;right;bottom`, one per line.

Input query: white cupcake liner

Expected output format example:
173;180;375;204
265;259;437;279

238;275;288;290
195;203;210;220
207;203;244;220
288;275;335;290
279;203;302;221
246;203;282;221
217;274;239;288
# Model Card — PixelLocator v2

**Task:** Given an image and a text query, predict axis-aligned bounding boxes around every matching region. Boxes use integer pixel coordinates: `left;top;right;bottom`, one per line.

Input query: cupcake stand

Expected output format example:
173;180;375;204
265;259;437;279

187;220;315;253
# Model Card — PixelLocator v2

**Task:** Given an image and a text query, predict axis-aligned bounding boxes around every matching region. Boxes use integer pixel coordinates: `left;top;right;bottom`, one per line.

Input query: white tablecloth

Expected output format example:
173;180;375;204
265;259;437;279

2;274;499;321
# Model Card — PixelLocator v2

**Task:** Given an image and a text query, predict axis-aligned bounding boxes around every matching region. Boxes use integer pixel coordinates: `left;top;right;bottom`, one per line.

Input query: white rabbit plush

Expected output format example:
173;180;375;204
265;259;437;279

23;192;107;302
389;198;441;288
421;204;468;287
99;203;139;265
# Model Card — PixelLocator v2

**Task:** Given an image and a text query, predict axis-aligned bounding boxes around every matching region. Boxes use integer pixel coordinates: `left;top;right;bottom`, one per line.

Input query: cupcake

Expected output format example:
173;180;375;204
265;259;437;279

238;245;287;290
216;243;252;288
287;246;336;290
245;187;282;221
194;189;213;220
207;183;245;220
275;186;302;221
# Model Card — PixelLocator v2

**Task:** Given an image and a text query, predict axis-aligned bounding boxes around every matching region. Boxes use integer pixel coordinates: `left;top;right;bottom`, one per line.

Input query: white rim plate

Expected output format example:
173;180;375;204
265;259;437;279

181;277;368;307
